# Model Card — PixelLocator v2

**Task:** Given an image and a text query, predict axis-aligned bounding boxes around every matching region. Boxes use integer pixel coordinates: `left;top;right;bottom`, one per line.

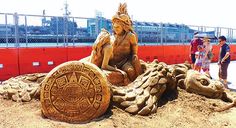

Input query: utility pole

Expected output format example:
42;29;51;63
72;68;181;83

42;9;46;27
14;12;19;47
63;1;70;46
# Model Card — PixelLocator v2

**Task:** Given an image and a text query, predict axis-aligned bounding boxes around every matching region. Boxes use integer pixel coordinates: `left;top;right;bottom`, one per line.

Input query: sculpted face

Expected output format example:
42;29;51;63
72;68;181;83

184;70;225;98
113;22;124;35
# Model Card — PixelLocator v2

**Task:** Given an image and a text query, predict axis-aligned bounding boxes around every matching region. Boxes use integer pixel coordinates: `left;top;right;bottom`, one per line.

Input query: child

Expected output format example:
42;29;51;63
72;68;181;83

202;37;213;77
194;45;205;72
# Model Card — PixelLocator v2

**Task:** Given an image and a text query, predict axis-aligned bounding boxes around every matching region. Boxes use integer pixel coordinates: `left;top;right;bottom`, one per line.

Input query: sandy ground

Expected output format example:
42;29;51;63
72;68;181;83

210;61;236;90
0;88;236;128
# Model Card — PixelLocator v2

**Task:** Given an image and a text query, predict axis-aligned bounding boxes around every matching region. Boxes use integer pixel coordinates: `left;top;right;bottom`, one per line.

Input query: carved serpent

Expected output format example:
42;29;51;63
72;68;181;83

111;60;190;115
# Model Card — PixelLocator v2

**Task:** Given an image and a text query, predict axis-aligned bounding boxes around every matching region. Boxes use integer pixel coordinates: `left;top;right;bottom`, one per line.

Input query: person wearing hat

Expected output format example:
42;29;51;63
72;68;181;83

218;36;230;88
190;32;203;68
202;37;213;77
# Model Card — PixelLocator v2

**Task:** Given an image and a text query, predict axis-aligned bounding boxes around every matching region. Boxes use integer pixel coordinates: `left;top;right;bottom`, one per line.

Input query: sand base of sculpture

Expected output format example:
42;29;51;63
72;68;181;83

0;73;46;102
1;60;236;124
38;58;236;123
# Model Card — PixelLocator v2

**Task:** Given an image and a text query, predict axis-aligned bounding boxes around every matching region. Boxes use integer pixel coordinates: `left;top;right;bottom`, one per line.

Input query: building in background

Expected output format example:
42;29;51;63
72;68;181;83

87;16;112;37
0;24;12;36
50;17;77;35
0;13;221;43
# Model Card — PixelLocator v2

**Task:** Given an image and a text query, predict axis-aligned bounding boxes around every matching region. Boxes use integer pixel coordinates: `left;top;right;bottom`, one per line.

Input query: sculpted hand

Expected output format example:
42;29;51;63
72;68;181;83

116;68;127;76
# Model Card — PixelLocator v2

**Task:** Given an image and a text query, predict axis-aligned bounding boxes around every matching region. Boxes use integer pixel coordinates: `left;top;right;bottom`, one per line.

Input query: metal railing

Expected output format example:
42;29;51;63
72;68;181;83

0;12;236;47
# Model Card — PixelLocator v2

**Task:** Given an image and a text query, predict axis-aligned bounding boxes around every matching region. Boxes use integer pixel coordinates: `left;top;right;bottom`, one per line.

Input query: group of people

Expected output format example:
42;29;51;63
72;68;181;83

190;32;213;76
190;32;231;88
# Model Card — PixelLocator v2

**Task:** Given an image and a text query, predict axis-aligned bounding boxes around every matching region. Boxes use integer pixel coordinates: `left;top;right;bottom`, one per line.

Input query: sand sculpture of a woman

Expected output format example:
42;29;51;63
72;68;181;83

90;3;143;84
40;3;145;123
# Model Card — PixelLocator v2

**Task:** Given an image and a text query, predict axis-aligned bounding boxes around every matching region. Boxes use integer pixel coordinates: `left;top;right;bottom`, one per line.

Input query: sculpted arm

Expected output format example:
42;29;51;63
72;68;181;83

101;44;117;71
130;33;143;75
130;33;138;56
90;29;116;71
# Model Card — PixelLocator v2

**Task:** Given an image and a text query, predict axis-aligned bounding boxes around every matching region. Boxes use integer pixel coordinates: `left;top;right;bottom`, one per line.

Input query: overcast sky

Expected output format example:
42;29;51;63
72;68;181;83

0;0;236;28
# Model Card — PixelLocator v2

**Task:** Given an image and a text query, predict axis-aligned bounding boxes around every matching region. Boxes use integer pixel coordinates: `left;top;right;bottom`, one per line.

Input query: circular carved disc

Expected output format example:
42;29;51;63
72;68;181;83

40;61;111;123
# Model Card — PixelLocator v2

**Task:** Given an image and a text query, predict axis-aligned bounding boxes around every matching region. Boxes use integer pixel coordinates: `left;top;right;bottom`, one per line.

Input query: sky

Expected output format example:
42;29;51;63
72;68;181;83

0;0;236;28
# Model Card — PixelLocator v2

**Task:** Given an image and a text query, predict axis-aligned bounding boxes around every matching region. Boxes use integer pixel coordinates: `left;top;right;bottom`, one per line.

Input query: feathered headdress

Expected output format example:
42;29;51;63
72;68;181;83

112;3;132;26
117;3;128;15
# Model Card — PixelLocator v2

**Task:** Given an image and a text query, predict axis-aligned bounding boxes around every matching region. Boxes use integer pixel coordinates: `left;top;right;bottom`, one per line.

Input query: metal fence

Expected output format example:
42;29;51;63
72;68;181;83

0;12;236;47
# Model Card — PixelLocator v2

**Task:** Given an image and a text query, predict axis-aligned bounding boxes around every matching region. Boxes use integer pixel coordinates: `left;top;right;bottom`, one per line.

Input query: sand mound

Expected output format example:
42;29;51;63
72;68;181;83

0;73;46;102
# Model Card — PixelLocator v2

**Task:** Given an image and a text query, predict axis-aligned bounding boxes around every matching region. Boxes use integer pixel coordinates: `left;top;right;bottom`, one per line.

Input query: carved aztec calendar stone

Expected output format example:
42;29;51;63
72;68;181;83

40;61;111;123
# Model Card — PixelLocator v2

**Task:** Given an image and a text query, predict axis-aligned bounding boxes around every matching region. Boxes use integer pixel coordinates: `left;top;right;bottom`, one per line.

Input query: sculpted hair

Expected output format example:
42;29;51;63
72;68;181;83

112;19;134;35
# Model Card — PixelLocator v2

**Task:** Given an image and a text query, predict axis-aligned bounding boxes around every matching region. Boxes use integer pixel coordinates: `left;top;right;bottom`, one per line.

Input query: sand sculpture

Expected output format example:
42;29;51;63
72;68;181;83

0;3;235;123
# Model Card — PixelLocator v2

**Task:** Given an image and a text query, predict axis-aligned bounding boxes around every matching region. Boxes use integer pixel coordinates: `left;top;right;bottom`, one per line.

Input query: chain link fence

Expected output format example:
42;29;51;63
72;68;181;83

0;13;236;47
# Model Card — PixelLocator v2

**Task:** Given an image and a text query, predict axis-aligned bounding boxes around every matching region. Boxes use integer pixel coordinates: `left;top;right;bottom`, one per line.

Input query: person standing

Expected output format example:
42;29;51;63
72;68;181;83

190;32;203;68
194;45;205;72
218;36;230;87
202;37;213;77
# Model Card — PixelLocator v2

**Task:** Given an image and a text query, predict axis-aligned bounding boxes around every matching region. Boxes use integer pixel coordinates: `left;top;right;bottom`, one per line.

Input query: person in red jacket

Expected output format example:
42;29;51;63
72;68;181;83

190;32;203;68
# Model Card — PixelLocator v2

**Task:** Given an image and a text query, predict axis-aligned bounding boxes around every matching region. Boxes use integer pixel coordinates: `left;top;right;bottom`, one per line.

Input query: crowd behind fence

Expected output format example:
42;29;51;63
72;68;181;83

0;13;236;47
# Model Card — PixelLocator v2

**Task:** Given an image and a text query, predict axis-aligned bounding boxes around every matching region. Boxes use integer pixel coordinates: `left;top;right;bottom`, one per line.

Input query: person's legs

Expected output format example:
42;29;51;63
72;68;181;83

221;63;229;86
203;68;211;78
218;64;223;81
202;59;211;77
221;63;229;88
193;64;197;70
191;54;196;68
194;65;201;72
198;66;202;72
